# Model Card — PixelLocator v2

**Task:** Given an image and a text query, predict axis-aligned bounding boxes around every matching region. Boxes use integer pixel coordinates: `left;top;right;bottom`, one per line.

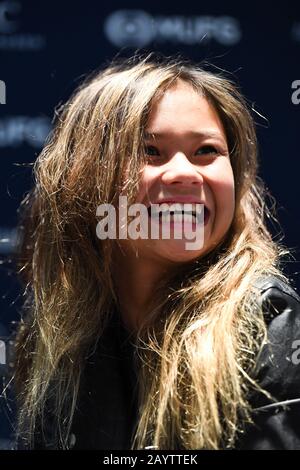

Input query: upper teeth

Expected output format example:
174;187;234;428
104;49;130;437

148;203;205;220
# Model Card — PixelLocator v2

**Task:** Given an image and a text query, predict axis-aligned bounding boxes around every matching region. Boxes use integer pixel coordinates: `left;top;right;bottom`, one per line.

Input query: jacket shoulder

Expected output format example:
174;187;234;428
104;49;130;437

236;275;300;449
253;274;300;303
252;274;300;324
250;274;300;403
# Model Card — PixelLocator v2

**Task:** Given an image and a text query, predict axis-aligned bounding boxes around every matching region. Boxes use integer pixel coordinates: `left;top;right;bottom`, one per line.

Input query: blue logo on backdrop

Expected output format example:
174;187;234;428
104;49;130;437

0;0;20;33
0;0;45;50
291;22;300;42
104;10;154;48
0;116;51;148
104;10;241;48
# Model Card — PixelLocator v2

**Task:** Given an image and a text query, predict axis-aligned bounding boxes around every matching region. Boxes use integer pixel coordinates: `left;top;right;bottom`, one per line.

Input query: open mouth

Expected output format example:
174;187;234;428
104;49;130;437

147;204;210;225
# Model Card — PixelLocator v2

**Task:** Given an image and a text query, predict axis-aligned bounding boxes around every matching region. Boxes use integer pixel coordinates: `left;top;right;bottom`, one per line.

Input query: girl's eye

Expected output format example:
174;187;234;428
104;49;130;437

144;144;220;159
144;145;160;156
195;145;219;156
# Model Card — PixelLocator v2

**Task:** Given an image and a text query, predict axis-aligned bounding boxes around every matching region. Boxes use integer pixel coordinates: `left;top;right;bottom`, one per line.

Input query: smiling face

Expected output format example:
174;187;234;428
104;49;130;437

118;79;235;269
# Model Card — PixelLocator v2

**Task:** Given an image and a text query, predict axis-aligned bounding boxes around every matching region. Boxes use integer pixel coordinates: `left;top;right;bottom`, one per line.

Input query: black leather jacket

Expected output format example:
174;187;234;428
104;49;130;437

235;275;300;449
13;275;300;450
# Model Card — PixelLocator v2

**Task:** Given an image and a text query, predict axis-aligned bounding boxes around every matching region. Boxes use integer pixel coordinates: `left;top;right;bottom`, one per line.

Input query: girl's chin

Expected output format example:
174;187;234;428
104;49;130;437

156;245;205;263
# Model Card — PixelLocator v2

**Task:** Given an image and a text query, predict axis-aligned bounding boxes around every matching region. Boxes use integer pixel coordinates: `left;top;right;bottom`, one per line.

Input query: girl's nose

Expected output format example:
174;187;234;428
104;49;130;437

161;152;204;186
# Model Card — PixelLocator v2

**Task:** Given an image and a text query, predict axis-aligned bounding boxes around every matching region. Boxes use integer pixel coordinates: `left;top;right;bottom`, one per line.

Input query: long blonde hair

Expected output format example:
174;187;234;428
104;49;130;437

14;53;291;449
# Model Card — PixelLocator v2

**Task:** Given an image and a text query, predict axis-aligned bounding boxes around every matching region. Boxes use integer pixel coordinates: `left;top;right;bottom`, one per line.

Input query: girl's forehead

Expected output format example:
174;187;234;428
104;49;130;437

146;86;226;142
152;80;201;107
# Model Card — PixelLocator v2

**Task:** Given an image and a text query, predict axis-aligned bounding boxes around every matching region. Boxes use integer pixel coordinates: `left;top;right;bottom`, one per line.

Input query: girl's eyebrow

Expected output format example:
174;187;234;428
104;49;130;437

143;130;226;143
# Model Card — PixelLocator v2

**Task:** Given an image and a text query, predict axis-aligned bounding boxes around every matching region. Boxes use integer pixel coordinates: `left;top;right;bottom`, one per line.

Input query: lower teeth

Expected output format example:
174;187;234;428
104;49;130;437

159;214;197;223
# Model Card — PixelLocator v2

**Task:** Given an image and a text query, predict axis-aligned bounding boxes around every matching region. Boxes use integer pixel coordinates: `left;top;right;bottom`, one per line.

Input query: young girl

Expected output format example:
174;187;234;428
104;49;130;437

14;54;300;450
